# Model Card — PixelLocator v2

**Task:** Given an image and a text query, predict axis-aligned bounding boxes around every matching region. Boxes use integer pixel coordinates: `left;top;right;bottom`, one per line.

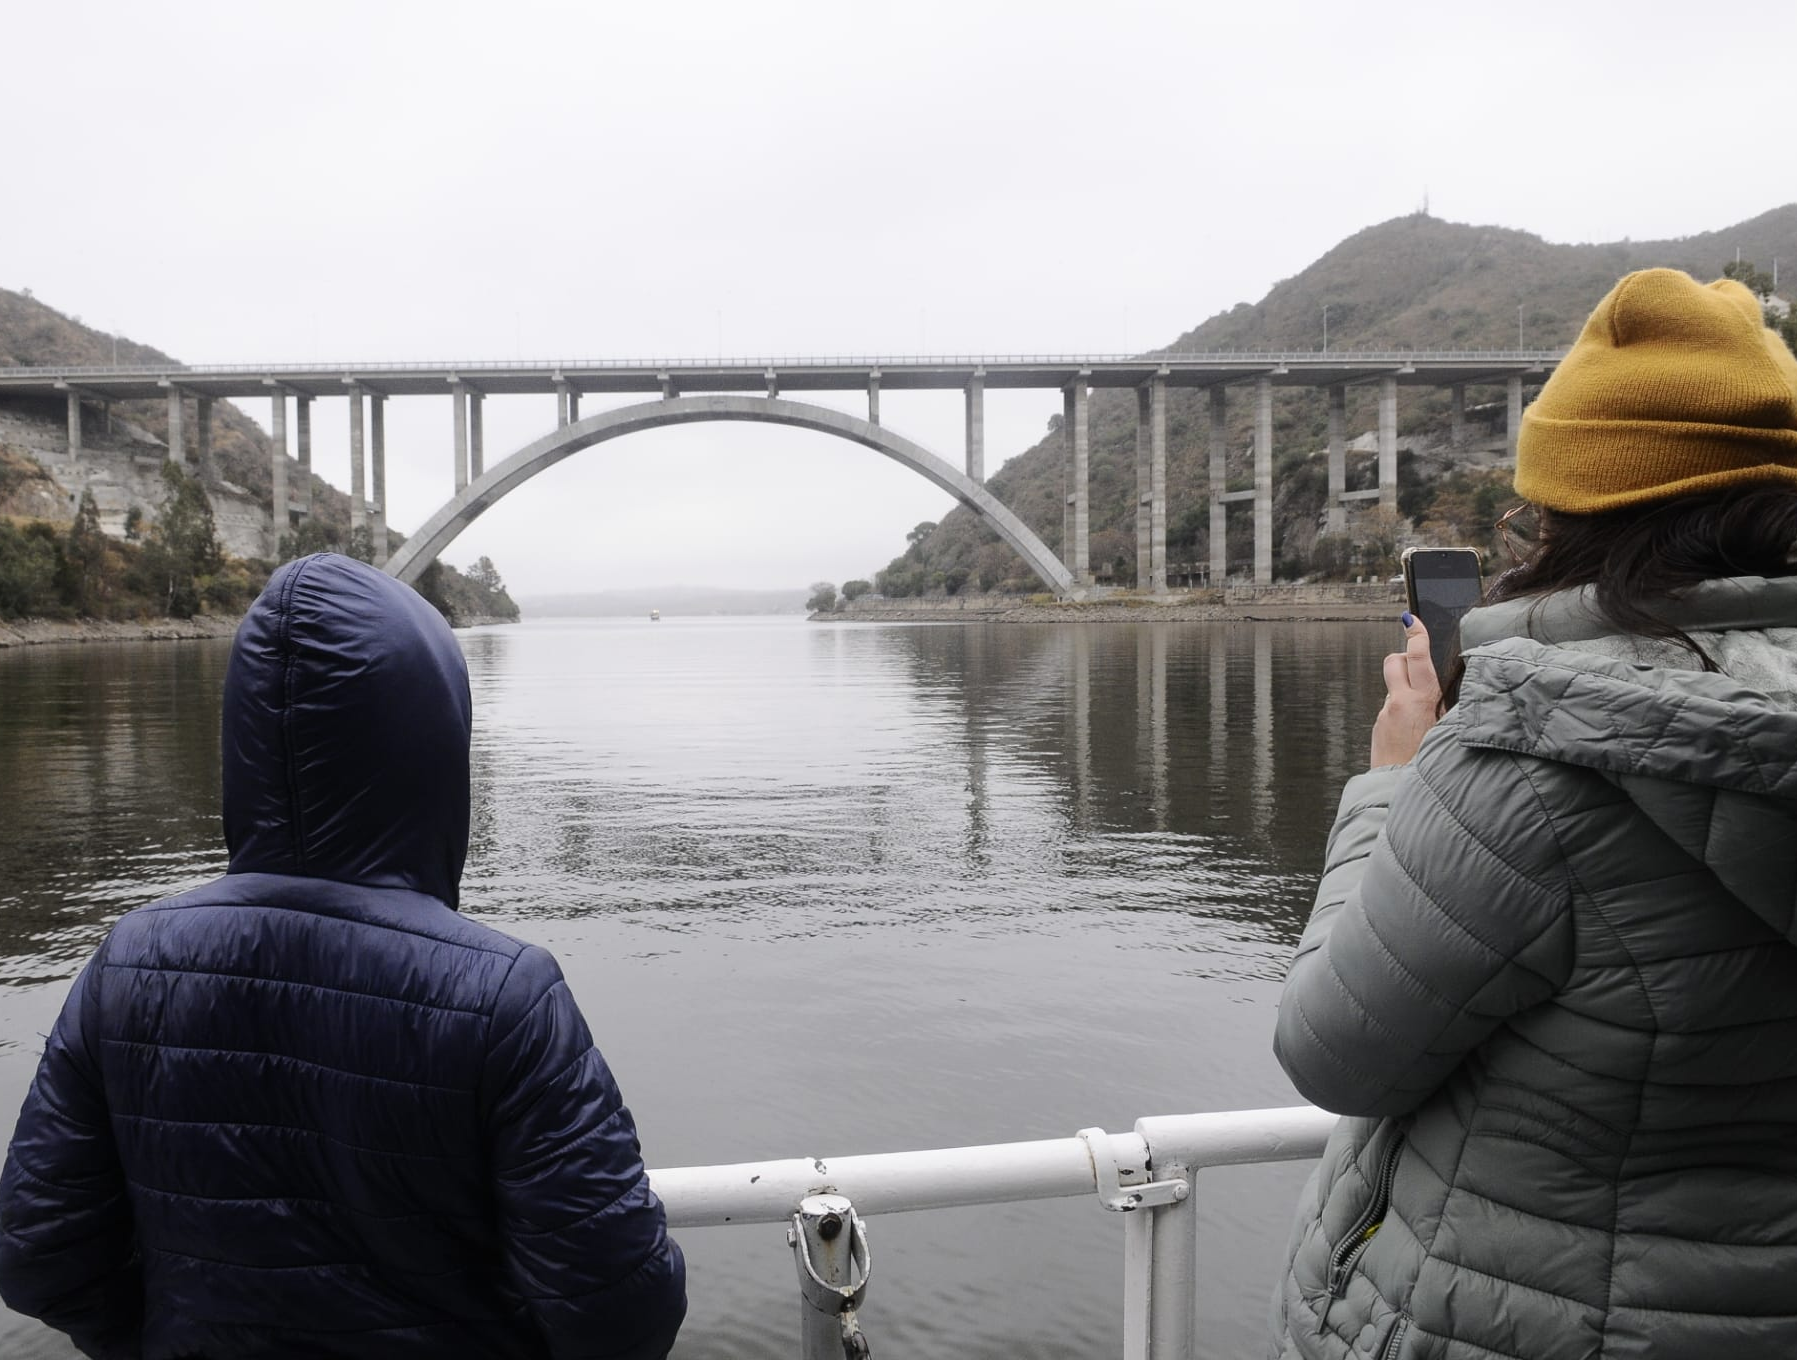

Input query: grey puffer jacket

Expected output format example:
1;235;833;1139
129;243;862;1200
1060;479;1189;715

1270;575;1797;1360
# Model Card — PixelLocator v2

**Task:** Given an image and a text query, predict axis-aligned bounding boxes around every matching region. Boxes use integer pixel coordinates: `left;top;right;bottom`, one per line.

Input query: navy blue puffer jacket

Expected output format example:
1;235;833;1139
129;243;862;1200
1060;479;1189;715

0;554;686;1359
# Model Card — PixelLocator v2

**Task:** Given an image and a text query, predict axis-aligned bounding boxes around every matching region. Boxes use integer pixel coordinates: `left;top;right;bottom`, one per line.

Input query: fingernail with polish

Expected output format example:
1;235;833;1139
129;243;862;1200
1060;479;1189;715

1400;612;1414;627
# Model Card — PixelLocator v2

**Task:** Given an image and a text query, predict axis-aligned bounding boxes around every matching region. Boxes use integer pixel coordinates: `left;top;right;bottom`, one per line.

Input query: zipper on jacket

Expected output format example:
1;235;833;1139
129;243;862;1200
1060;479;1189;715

1326;1133;1404;1299
1377;1315;1410;1360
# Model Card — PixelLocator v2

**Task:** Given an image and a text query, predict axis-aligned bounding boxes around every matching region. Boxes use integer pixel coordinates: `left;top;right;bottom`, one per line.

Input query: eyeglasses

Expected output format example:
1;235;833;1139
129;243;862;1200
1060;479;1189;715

1496;502;1539;563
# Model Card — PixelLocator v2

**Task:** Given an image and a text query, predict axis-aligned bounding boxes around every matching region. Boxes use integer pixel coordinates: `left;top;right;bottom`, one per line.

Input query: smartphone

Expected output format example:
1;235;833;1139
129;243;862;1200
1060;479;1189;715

1401;547;1483;683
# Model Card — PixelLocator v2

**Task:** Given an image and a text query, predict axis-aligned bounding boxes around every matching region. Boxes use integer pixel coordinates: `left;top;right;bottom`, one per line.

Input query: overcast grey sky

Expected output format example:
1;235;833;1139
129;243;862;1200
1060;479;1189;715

5;0;1794;594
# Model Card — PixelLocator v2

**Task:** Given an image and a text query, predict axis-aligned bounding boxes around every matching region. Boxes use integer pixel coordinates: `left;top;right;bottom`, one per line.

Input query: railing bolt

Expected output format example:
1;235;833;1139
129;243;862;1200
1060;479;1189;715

819;1212;843;1240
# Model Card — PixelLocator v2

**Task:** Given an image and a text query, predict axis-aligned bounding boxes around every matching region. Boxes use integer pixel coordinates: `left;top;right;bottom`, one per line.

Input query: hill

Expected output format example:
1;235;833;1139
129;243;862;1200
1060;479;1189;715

878;205;1797;593
0;289;515;625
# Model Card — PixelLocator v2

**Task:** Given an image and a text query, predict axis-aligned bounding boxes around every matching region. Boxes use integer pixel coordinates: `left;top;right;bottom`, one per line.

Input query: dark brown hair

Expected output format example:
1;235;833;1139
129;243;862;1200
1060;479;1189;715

1443;484;1797;705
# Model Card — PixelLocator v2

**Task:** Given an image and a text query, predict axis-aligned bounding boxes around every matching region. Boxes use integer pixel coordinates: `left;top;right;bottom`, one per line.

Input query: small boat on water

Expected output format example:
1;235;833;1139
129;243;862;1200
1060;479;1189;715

650;609;661;621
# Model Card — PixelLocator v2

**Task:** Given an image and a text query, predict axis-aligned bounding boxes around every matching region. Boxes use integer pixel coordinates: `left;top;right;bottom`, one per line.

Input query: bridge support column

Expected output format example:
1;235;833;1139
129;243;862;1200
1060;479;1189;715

1450;383;1467;446
348;385;366;538
66;391;82;454
1378;376;1398;513
556;380;571;429
1506;375;1523;459
1136;386;1152;589
370;394;388;567
1069;374;1090;585
1254;375;1273;585
469;390;485;479
964;370;984;482
867;371;880;426
167;388;185;467
197;398;213;474
296;396;312;515
1327;384;1346;534
1208;386;1227;587
1150;373;1166;593
568;388;581;423
270;392;288;539
452;381;469;492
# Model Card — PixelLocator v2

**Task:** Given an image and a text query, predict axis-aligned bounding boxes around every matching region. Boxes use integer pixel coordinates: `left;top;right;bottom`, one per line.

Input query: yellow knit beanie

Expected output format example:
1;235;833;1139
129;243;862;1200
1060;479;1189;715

1516;268;1797;513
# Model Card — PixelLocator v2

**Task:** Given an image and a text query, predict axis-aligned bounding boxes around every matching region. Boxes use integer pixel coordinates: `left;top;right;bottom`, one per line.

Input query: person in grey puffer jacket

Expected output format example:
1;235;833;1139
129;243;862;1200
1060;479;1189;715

1270;268;1797;1360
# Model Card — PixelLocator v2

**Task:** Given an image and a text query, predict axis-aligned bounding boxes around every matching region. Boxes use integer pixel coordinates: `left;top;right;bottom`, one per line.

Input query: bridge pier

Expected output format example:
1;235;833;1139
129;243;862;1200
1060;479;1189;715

867;371;880;426
964;370;984;482
1208;386;1227;586
1450;383;1467;446
1065;373;1091;585
371;394;388;567
452;380;469;492
1507;375;1523;458
197;398;213;474
348;385;366;538
469;389;485;479
1136;378;1170;591
1326;384;1347;534
166;387;185;466
66;391;82;454
269;391;288;538
1254;376;1273;585
1378;376;1398;512
296;396;312;515
1149;374;1167;593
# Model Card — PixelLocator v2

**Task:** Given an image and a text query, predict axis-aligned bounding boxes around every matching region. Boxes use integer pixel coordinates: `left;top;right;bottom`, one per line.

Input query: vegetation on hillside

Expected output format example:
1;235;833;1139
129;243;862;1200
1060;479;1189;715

873;206;1797;594
0;465;263;620
0;288;520;627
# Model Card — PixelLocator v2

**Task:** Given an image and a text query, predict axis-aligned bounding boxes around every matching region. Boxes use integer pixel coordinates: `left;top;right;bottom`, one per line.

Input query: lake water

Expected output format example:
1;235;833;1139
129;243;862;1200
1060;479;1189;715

0;615;1397;1358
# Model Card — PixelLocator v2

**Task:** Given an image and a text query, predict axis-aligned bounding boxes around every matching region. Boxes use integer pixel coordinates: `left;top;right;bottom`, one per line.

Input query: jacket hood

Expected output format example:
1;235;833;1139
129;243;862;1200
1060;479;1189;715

222;554;472;908
1454;575;1797;940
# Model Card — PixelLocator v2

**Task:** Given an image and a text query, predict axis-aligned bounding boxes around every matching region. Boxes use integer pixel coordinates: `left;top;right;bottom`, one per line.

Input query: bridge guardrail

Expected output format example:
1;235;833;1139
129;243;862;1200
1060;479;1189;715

0;349;1570;378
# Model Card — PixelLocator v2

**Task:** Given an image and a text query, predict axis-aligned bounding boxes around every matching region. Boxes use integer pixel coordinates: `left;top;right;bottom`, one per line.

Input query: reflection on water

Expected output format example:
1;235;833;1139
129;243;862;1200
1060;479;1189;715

0;617;1394;1359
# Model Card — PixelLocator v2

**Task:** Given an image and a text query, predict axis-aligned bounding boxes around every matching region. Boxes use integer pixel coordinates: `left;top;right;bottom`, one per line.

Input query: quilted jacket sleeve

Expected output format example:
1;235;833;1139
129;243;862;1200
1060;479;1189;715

0;957;142;1360
1274;728;1575;1118
483;946;686;1360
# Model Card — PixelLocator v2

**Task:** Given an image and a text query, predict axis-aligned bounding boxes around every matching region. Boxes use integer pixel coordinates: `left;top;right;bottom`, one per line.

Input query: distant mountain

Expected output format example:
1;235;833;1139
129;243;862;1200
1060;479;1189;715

881;205;1797;592
518;585;809;617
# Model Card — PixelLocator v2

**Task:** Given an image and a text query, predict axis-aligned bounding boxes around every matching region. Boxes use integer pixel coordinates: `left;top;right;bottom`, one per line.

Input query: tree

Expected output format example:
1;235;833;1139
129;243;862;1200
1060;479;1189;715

66;489;109;614
468;556;505;594
806;581;837;613
143;462;222;617
840;579;872;601
905;522;937;556
1723;259;1776;298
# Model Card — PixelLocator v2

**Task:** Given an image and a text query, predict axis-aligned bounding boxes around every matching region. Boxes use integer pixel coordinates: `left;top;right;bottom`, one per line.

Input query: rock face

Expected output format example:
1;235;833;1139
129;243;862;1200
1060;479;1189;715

0;398;270;560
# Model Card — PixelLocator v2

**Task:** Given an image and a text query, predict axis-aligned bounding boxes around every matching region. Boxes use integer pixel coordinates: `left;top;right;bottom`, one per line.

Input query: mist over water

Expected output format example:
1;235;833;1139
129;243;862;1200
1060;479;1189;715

0;616;1394;1358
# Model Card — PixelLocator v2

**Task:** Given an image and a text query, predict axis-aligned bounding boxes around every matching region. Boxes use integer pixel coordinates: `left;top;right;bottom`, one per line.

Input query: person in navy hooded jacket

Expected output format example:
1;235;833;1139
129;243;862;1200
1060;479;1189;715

0;554;686;1360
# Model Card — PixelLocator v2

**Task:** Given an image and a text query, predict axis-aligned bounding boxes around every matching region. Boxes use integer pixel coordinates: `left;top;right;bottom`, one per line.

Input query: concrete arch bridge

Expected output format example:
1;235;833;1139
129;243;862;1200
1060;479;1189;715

1;352;1563;594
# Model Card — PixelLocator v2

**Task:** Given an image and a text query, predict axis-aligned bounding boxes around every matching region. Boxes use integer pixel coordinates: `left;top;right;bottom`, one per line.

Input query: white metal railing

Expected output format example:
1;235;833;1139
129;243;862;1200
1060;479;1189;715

648;1103;1337;1360
0;350;1569;378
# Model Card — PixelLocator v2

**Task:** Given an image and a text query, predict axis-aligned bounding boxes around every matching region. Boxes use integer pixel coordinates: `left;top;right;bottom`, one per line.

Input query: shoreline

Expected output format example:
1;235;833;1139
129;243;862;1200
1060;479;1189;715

0;614;518;649
815;590;1405;625
0;615;244;648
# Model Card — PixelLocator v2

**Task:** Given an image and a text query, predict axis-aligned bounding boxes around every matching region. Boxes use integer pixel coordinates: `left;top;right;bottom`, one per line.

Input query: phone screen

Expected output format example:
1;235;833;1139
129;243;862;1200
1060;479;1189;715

1404;549;1483;683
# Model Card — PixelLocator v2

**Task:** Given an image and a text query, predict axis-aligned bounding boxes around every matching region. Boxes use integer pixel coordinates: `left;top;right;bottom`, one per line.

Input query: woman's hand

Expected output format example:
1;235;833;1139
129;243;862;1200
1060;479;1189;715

1370;614;1441;768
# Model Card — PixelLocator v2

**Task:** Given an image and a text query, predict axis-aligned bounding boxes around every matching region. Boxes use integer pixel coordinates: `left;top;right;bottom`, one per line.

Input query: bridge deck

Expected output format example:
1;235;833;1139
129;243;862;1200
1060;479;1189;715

0;352;1563;401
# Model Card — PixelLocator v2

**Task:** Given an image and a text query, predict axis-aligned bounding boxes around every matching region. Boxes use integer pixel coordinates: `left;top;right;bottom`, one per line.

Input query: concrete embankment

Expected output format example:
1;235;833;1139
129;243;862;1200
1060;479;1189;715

817;583;1406;624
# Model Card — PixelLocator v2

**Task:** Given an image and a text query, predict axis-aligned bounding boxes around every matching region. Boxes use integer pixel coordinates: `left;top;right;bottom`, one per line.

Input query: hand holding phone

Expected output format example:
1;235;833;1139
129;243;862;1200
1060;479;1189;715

1401;548;1483;683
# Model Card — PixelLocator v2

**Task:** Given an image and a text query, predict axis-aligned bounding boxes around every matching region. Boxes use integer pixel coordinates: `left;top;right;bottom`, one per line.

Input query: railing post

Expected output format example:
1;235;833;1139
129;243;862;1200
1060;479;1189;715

790;1193;871;1360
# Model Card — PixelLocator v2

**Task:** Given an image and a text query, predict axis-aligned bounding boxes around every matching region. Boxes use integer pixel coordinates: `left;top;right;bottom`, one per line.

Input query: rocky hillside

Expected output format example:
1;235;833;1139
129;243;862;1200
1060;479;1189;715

0;289;515;623
0;286;353;556
883;205;1797;592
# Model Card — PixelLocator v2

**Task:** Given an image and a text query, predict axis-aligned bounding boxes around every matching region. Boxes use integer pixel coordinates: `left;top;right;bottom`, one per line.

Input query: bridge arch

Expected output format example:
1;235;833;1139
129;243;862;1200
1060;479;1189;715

384;394;1076;595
